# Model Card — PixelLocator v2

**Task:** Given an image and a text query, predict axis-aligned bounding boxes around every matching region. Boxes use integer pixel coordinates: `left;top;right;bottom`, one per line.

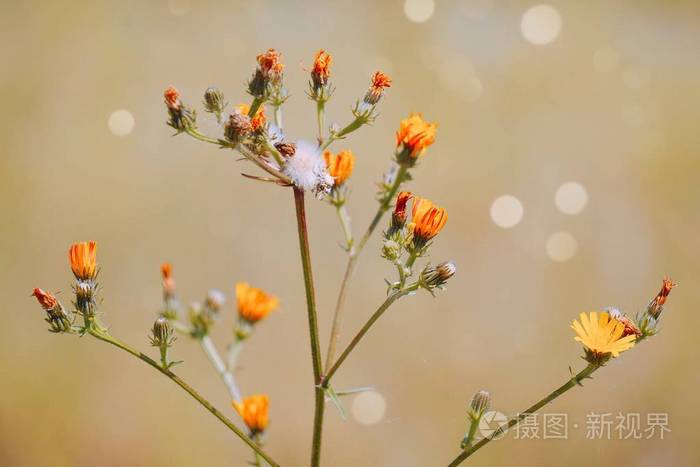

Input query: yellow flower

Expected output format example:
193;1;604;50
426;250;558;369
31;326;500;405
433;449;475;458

236;104;266;132
69;241;98;280
236;282;279;323
233;394;270;434
571;311;636;359
323;149;355;186
395;112;437;158
410;197;448;245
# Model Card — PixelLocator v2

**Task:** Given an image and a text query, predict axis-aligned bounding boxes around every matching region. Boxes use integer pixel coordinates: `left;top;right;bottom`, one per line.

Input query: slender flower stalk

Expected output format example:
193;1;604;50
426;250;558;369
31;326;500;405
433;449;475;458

324;163;410;370
200;334;243;402
87;328;279;466
292;187;325;467
323;282;419;386
447;364;599;466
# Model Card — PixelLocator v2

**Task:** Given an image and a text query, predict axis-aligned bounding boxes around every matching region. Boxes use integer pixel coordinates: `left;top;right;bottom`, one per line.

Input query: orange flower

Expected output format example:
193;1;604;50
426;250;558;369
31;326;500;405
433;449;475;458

233;394;270;434
236;282;279;323
648;276;677;319
391;191;413;231
371;71;392;90
69;241;98;280
364;71;392;105
311;49;332;86
164;86;180;110
32;288;58;310
256;48;284;77
323;149;355;186
410;197;448;244
395;113;437;158
161;263;175;295
236;104;266;132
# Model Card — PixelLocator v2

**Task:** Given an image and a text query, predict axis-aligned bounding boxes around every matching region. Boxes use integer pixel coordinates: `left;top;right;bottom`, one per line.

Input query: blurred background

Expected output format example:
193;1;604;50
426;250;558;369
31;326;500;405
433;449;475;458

2;0;699;465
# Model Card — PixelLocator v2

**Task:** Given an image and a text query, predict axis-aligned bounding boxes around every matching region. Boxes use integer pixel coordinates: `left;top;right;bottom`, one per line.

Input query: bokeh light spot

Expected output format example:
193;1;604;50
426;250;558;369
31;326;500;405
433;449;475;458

555;182;588;215
352;391;387;425
546;231;578;262
108;109;135;136
404;0;435;23
490;195;524;228
520;5;562;45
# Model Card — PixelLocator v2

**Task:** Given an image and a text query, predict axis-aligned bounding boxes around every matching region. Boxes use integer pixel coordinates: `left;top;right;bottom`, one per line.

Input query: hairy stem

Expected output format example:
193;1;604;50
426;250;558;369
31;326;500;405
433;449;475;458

324;164;410;371
447;363;599;466
317;101;325;144
200;335;243;403
292;187;325;467
87;329;279;467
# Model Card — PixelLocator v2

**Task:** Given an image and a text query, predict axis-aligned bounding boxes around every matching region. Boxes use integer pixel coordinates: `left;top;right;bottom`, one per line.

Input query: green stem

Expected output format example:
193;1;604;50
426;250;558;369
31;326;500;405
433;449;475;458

317;101;325;143
248;97;264;118
324;163;410;371
87;329;279;467
319;115;365;152
335;203;354;251
447;363;599;466
273;105;283;132
292;187;325;467
200;335;243;402
323;286;415;386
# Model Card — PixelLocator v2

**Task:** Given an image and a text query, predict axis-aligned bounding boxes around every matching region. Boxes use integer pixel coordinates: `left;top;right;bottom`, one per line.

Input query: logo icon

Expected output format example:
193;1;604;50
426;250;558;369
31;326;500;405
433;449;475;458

478;411;509;440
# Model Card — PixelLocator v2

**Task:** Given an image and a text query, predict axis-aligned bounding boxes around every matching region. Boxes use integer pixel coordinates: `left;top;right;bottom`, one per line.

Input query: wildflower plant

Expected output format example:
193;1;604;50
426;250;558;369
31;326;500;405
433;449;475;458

32;48;677;467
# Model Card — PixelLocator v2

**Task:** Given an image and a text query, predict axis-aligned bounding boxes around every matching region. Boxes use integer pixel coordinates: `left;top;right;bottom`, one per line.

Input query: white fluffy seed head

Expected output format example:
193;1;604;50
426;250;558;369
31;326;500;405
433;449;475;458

283;140;333;198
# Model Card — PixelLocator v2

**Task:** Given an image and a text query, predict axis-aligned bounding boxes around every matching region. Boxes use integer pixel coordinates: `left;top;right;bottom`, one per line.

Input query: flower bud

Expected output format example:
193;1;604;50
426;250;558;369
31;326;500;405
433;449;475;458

388;191;412;235
150;317;175;348
420;261;456;293
203;86;226;120
468;390;491;421
205;289;226;313
381;239;402;262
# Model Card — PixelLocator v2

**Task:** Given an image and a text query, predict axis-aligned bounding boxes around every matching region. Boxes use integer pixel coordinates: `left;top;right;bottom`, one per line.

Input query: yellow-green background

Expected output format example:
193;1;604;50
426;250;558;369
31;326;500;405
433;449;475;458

1;0;698;465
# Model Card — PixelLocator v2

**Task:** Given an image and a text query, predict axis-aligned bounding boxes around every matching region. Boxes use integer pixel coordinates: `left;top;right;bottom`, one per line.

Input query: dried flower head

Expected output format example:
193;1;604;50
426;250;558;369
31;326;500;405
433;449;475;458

32;287;58;310
647;277;677;319
396;113;437;161
311;49;332;89
224;112;253;142
364;71;392;105
323;149;355;186
32;288;73;333
257;49;284;78
236;282;279;323
282;140;333;197
233;394;270;434
69;241;98;281
164;86;181;110
164;86;196;132
410;197;448;246
236;104;266;132
572;311;636;363
275;142;297;158
608;308;642;338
